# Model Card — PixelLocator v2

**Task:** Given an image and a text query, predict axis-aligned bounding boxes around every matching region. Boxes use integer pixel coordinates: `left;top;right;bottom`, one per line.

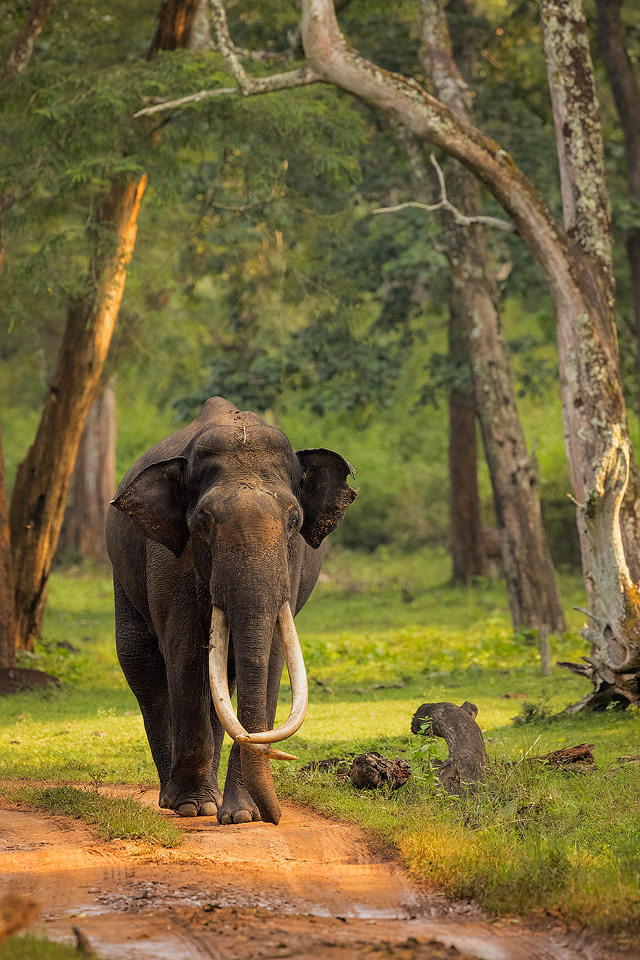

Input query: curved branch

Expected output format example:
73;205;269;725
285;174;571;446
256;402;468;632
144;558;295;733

374;153;515;231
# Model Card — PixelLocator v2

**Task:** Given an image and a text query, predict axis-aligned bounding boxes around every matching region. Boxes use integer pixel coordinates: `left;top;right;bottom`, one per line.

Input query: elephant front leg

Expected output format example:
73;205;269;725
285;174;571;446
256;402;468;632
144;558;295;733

218;635;285;824
161;642;222;817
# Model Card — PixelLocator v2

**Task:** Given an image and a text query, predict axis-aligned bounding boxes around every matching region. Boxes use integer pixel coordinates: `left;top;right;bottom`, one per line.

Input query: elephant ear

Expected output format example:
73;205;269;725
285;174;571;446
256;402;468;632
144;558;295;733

297;448;357;549
110;457;189;558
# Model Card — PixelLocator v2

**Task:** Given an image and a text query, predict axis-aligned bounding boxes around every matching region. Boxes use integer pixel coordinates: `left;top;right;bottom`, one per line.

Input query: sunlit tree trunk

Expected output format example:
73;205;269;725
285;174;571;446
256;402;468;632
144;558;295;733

60;382;116;563
299;0;639;705
0;427;16;669
10;176;147;649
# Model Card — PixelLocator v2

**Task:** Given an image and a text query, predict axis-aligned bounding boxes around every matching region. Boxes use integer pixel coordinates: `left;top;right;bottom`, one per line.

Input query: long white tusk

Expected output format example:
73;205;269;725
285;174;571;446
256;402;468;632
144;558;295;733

235;602;308;744
208;606;297;761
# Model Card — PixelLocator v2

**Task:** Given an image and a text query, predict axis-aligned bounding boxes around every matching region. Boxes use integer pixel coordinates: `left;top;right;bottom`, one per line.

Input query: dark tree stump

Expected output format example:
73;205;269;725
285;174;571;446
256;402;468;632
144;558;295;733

0;667;60;695
349;752;411;790
411;701;486;795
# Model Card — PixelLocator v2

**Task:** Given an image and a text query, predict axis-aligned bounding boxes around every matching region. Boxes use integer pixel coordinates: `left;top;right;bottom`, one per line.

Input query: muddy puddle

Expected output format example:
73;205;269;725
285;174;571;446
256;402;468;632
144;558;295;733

0;786;629;960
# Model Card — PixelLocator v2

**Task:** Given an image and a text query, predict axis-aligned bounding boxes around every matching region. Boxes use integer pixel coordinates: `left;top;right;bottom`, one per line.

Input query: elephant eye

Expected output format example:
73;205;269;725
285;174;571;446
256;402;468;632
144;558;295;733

191;508;214;535
287;510;301;533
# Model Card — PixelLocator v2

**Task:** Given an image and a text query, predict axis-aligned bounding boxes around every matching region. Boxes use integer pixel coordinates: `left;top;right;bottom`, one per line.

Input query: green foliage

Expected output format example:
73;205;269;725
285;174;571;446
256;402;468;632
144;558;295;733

1;935;86;960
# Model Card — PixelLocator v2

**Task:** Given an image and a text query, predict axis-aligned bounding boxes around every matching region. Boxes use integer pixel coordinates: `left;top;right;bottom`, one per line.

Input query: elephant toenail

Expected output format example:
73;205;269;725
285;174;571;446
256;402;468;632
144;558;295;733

199;801;218;816
233;810;253;824
176;802;198;817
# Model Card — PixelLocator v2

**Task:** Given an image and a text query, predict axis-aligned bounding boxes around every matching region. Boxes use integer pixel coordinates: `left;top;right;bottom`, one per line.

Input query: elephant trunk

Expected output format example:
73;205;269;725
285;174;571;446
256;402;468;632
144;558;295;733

208;602;308;825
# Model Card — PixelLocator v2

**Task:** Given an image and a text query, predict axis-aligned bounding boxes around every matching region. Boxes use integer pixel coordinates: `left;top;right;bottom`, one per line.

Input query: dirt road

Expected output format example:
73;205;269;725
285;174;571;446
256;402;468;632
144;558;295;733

0;786;625;960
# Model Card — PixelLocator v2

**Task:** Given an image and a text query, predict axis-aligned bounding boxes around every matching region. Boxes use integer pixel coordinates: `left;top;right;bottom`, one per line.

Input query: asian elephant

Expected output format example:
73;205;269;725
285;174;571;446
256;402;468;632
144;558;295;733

106;397;357;825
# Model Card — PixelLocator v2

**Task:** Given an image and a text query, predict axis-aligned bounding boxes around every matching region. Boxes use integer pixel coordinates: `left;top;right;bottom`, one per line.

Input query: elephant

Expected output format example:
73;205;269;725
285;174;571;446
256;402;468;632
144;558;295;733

106;397;357;825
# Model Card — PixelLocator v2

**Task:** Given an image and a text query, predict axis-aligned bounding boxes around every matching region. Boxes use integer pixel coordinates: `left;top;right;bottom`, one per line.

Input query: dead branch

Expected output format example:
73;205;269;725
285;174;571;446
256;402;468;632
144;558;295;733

349;752;411;790
373;153;515;232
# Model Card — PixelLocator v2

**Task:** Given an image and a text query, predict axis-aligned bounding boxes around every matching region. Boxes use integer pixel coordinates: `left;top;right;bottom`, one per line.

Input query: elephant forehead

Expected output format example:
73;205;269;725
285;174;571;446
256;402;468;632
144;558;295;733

194;421;294;459
215;507;283;554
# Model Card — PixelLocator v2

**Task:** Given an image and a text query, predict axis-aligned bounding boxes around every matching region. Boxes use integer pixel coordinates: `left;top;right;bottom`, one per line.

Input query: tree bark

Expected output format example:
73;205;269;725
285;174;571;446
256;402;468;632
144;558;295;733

148;0;203;57
448;369;486;584
299;0;639;702
60;382;116;563
594;0;640;420
5;0;55;76
421;0;564;630
0;427;17;669
10;175;147;649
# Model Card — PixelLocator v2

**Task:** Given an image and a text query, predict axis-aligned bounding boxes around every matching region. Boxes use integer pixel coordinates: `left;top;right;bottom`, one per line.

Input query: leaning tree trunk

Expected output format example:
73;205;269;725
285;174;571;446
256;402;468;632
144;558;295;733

421;0;565;631
60;381;116;563
594;0;640;421
10;175;147;649
8;0;209;653
0;427;16;669
299;0;640;704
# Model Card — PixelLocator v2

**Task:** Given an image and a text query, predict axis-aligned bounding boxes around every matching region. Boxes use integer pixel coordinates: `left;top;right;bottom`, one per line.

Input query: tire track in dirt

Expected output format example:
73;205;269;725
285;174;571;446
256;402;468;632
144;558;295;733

0;786;631;960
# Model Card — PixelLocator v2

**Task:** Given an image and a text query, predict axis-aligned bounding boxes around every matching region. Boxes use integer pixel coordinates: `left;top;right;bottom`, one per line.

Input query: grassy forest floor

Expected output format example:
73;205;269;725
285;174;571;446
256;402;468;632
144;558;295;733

1;547;639;952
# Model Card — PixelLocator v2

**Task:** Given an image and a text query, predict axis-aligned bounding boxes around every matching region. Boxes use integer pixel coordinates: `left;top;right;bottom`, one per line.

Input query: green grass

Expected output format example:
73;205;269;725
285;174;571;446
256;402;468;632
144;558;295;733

0;784;182;847
0;936;85;959
1;547;639;938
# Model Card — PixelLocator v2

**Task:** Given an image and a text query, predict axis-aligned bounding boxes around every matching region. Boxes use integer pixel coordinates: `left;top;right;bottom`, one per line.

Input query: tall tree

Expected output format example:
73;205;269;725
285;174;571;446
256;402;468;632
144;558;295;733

296;0;640;705
10;174;147;647
594;0;640;418
418;0;564;633
193;0;639;705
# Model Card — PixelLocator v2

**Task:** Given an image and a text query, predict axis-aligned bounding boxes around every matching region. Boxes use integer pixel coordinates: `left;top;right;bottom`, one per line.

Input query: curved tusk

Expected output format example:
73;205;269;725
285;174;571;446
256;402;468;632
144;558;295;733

208;606;298;761
236;602;308;744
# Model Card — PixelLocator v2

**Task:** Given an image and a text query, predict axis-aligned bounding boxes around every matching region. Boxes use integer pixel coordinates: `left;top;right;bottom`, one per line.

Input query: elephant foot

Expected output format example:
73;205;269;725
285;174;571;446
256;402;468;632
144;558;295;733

218;782;261;825
159;782;222;818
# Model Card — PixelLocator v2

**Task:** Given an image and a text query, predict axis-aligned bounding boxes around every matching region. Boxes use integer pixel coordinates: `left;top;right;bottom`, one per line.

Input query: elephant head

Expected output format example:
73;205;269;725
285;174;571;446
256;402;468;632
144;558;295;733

110;397;356;823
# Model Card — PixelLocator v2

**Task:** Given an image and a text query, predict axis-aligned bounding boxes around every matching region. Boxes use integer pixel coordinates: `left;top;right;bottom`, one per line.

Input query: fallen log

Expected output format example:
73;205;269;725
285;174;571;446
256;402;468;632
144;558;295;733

349;752;411;790
411;700;486;795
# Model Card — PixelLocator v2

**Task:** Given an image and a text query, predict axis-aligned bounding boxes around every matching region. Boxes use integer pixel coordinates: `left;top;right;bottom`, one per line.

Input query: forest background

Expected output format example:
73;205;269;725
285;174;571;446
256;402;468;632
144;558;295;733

4;0;639;564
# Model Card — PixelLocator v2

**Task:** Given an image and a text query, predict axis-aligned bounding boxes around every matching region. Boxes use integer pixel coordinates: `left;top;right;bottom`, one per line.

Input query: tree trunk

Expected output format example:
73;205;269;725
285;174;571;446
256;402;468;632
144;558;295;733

594;0;640;420
60;382;116;563
10;176;147;649
421;0;564;630
5;0;55;76
448;374;486;584
397;125;486;585
0;427;17;669
148;0;203;57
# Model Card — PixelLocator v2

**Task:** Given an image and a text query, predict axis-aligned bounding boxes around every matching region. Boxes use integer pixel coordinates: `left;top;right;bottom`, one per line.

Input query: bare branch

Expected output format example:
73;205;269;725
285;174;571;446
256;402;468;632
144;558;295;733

134;1;322;119
209;0;321;94
133;87;237;117
373;154;515;232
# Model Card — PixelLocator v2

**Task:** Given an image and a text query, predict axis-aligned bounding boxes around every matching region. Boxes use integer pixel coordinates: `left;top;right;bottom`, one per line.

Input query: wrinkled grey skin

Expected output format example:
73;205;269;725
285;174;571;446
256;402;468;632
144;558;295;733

106;397;356;825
